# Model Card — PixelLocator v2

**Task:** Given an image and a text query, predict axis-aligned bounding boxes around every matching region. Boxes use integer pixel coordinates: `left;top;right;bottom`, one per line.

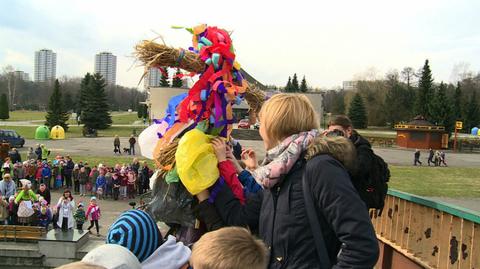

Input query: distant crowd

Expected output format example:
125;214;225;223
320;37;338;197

414;148;448;166
0;142;153;234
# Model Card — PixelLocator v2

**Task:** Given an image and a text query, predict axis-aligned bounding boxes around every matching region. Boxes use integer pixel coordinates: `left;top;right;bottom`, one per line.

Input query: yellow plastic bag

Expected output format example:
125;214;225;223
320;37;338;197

175;129;219;195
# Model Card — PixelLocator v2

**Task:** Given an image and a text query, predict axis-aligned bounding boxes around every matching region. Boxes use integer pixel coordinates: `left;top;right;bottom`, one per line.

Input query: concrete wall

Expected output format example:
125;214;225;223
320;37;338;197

147;87;189;120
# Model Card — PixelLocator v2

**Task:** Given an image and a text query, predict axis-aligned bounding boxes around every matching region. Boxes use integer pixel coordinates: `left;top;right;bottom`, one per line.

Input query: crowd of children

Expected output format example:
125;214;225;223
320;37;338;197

0;146;153;236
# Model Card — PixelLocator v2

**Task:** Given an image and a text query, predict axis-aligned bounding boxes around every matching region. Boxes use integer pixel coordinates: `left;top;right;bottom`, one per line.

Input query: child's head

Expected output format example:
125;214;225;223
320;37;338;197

190;227;268;269
81;244;141;269
107;210;162;262
78;203;84;209
258;93;319;150
2;173;11;182
90;197;97;204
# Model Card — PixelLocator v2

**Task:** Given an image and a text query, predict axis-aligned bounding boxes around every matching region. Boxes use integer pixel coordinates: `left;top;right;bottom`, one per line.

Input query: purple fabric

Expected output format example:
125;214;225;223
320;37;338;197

208;177;225;204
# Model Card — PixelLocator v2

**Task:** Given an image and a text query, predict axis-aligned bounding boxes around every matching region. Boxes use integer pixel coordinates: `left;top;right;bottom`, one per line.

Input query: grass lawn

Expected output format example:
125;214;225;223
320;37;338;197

1;125;146;139
4;110;46;121
111;112;141;125
389;165;480;198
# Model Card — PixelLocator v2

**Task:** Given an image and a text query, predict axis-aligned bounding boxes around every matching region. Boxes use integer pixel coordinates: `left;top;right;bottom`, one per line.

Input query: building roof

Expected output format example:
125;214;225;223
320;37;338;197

406;115;435;126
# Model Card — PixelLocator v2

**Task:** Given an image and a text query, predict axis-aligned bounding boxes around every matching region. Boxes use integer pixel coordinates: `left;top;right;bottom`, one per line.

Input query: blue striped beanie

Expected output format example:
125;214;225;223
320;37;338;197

106;210;162;262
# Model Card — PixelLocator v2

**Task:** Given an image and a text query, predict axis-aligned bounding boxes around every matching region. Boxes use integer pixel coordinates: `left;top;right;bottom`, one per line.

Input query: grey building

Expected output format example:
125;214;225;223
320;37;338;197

13;70;30;81
144;67;162;88
94;52;117;85
34;49;56;82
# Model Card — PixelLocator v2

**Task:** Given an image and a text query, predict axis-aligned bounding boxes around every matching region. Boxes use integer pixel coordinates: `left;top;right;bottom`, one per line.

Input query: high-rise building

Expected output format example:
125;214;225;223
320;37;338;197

94;52;117;85
342;80;358;91
34;49;56;82
13;70;30;81
144;67;162;88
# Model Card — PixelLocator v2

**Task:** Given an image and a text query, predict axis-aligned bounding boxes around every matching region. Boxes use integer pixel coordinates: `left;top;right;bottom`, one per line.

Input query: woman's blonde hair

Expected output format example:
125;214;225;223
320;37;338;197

305;136;356;172
259;93;319;145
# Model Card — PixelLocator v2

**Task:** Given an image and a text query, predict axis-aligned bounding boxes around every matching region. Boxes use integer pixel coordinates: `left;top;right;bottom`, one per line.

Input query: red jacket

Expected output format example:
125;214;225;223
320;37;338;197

218;160;245;205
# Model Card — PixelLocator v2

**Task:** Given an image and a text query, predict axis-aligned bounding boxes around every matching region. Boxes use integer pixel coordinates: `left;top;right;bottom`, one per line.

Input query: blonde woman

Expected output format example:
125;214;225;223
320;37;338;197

201;93;379;268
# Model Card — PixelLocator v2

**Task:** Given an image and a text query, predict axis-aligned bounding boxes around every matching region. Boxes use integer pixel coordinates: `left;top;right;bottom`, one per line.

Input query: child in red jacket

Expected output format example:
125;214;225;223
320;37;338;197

86;197;101;236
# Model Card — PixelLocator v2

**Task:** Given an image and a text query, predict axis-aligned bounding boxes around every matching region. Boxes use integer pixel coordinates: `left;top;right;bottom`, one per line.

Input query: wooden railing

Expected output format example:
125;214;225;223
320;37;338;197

371;190;480;269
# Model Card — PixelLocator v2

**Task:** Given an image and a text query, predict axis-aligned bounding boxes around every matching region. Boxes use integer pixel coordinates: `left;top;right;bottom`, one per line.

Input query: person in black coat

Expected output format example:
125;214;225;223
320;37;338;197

8;148;21;164
196;94;379;269
327;115;378;207
64;156;75;189
36;183;51;205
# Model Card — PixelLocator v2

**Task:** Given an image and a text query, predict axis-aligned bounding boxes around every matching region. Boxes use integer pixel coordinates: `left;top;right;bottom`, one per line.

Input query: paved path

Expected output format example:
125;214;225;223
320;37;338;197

239;140;480;167
14;138;480;167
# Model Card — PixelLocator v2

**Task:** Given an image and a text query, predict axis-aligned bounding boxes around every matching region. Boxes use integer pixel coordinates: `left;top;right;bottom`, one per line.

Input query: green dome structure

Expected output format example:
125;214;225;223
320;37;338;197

35;125;50;140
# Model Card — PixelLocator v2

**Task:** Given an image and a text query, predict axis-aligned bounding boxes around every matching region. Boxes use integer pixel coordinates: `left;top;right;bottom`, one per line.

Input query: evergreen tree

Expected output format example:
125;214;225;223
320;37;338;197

348;93;368;129
63;91;74;112
0;94;9;120
160;67;170;87
414;59;435;119
300;76;308;92
77;73;92;115
291;73;299;92
171;68;183;88
464;90;479;133
285;77;292;92
384;81;411;127
332;92;345;114
453;82;462;120
137;104;148;119
81;73;112;130
430;82;453;133
45;79;70;131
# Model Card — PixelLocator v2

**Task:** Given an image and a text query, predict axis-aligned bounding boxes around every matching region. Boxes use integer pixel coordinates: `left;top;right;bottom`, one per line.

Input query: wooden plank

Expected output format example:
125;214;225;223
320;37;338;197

418;207;435;263
395;198;406;247
438;214;452;269
427;209;443;268
459;221;474;269
402;200;413;250
447;217;462;269
407;203;423;257
382;195;394;239
390;196;400;243
470;223;480;269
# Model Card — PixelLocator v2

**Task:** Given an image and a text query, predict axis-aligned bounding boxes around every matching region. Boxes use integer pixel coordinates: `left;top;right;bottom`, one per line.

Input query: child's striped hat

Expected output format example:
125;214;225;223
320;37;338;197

106;210;162;262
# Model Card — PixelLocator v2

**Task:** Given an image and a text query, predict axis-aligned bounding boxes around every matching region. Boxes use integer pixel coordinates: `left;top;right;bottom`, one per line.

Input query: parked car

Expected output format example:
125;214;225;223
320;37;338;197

238;119;250;129
0;129;25;148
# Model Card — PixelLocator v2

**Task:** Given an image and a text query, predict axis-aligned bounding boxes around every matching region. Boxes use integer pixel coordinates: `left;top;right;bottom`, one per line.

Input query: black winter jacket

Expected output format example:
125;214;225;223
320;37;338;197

349;131;375;206
214;154;379;269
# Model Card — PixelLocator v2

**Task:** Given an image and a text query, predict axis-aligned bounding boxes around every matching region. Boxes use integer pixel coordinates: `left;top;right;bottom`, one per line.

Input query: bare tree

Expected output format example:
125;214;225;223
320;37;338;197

450;62;474;83
400;67;416;88
2;65;15;108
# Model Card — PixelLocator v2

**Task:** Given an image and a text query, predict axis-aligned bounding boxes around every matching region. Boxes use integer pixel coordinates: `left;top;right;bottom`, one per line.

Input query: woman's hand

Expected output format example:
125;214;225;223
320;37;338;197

196;189;210;202
241;149;258;170
211;138;227;162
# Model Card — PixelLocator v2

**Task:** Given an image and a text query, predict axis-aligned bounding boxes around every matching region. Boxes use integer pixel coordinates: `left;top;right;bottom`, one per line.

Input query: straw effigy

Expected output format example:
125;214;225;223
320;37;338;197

134;39;266;112
156;138;179;177
135;40;205;74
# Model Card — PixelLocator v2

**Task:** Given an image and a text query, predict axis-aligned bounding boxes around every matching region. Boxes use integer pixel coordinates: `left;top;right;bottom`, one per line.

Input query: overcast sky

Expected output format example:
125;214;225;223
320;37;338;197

1;0;479;89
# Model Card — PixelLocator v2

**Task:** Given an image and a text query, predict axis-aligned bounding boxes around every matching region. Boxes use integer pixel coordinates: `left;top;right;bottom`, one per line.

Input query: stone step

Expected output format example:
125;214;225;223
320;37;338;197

0;241;41;257
77;238;104;259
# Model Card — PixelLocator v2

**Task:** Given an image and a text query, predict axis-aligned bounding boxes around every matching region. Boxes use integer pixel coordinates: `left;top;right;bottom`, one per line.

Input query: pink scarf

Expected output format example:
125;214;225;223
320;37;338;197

252;129;319;189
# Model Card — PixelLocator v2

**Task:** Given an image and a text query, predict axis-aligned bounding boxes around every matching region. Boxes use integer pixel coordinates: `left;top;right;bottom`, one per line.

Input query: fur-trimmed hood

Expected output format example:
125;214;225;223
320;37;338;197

305;136;356;172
